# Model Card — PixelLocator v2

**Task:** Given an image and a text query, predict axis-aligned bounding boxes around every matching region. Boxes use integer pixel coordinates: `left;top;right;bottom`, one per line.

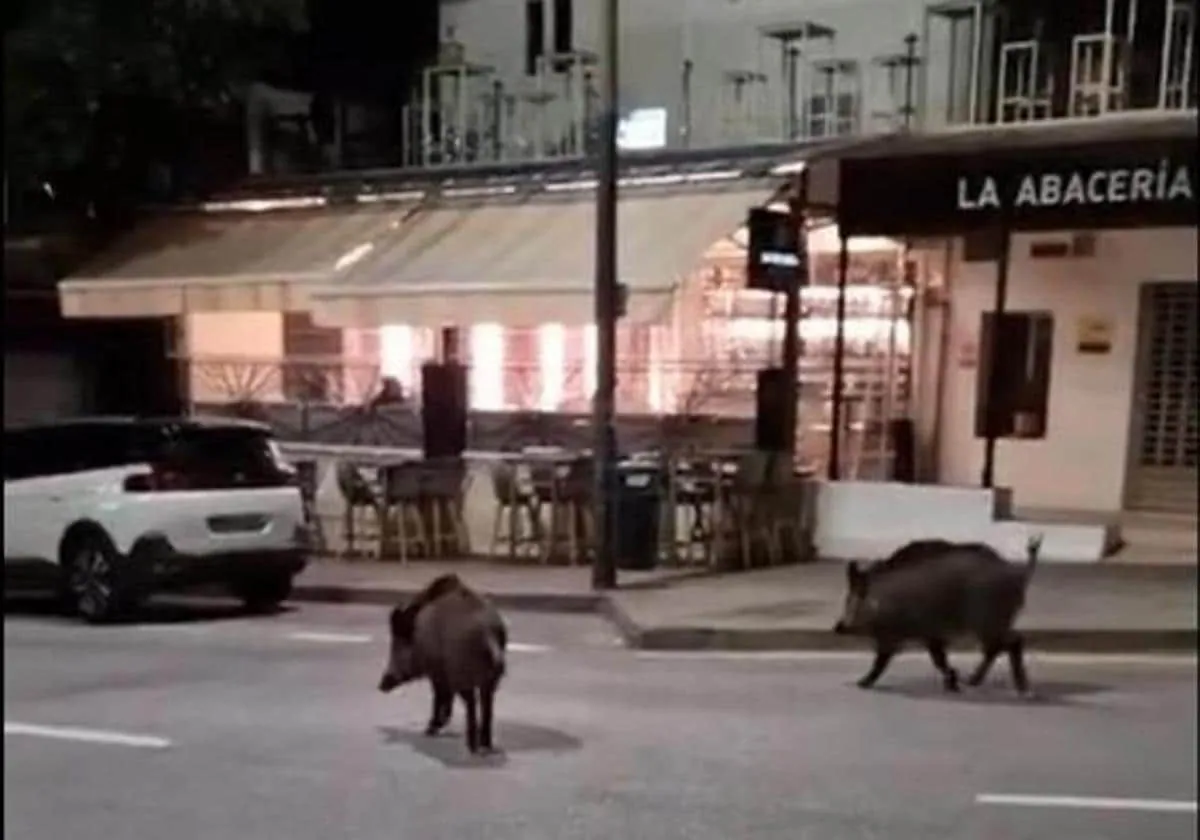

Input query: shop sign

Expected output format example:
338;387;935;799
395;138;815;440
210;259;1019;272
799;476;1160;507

956;160;1192;212
836;134;1198;237
746;206;807;292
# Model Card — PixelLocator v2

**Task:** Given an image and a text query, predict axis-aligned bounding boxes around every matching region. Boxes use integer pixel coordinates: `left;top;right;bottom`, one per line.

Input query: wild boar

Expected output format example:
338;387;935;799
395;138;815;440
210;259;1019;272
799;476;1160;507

833;535;1042;695
378;574;508;754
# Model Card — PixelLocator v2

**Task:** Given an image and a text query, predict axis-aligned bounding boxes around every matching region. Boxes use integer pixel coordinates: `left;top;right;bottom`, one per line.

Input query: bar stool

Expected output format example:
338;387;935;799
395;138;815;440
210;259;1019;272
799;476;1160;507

542;458;594;566
422;459;470;558
489;462;540;559
528;459;560;564
336;461;379;558
379;462;428;563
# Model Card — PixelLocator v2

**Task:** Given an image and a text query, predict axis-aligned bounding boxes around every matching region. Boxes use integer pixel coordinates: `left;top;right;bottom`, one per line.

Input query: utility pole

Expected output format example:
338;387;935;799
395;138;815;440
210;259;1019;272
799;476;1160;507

782;170;808;453
591;0;619;591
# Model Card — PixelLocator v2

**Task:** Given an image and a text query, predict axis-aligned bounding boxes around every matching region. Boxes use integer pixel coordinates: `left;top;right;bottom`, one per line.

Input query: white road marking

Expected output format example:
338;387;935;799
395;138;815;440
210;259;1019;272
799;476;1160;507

4;721;172;750
282;632;552;652
507;643;552;654
976;794;1198;814
636;650;857;662
635;650;1198;667
286;631;373;644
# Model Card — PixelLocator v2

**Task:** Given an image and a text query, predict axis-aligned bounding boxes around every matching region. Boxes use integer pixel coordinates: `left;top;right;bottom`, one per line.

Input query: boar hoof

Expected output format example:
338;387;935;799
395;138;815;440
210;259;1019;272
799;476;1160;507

943;670;961;692
855;677;877;690
424;723;447;737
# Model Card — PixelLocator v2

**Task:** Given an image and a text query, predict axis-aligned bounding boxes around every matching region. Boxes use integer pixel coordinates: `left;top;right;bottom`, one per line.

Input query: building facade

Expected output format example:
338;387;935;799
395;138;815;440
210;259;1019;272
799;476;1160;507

55;0;1198;519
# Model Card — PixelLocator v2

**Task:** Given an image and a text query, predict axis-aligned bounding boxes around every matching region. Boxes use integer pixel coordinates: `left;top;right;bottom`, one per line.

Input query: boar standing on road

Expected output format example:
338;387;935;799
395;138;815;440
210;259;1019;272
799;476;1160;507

378;574;508;754
833;535;1043;695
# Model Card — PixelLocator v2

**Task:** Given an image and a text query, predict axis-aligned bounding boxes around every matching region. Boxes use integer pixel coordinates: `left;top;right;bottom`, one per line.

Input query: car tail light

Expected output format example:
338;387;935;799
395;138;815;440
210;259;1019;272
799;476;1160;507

123;465;190;492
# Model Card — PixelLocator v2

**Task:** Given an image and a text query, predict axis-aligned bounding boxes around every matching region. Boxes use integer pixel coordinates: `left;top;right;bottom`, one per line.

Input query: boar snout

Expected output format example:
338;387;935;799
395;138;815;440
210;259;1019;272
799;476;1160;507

378;671;400;693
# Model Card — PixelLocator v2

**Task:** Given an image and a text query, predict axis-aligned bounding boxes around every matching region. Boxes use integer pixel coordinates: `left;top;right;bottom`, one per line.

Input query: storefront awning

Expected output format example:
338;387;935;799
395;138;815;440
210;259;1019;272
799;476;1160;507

307;181;782;327
58;204;414;318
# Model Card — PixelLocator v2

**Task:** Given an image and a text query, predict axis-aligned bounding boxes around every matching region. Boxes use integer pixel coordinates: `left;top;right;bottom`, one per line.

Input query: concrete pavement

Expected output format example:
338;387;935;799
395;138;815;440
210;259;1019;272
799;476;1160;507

5;599;1198;840
285;557;1199;653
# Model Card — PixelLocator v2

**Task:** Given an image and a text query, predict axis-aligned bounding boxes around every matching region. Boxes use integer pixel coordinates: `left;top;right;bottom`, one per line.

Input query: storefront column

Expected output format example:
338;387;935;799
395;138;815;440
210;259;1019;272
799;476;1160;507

980;221;1012;488
828;234;850;481
440;327;461;363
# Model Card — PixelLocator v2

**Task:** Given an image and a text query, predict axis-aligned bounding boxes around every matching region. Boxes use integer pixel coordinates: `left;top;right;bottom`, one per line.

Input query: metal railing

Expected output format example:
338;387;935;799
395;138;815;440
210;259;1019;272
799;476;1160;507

180;352;911;479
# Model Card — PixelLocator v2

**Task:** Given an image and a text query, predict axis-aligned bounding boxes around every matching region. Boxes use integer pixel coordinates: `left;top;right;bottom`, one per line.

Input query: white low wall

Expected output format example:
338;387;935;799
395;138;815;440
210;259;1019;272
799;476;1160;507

813;480;1110;564
281;445;1111;564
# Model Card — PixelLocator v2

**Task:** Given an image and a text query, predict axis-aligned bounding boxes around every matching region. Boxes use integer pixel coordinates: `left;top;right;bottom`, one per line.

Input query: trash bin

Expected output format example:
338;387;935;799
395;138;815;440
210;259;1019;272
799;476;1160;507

614;463;664;571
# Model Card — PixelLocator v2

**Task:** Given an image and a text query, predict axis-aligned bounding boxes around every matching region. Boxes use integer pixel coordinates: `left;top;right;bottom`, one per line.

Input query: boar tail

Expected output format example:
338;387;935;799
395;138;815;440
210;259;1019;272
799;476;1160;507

1023;533;1043;584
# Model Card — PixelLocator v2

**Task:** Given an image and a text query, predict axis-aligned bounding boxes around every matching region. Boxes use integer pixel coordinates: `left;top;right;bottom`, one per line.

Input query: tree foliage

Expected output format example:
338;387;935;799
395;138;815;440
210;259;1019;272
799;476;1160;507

4;0;306;222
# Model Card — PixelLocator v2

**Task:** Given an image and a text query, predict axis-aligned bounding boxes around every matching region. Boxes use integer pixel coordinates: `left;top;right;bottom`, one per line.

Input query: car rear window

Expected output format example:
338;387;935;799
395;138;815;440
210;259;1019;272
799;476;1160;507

152;425;291;488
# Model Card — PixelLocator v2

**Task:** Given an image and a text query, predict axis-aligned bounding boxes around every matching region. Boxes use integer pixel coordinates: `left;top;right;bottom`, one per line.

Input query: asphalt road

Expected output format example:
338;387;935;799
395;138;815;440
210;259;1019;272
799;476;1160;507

4;597;1197;840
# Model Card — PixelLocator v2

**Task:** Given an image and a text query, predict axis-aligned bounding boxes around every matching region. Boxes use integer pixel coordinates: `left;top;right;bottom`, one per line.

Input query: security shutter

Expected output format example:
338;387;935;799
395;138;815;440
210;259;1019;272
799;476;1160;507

3;352;86;427
1126;282;1198;513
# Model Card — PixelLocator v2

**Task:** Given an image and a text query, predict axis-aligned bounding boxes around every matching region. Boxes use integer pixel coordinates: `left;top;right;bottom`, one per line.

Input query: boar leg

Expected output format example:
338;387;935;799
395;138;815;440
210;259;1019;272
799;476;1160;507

461;690;480;753
1004;633;1032;696
966;643;1002;687
857;643;899;689
479;685;496;752
425;679;454;736
924;639;960;692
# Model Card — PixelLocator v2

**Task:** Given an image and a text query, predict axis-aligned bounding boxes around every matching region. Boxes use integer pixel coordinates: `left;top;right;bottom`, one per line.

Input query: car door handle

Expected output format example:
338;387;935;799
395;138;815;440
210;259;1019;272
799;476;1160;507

48;496;64;502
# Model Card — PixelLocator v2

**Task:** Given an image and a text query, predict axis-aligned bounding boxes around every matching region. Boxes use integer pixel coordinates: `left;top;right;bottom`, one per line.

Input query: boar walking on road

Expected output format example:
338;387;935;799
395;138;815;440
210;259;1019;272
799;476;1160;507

833;535;1043;695
378;574;508;754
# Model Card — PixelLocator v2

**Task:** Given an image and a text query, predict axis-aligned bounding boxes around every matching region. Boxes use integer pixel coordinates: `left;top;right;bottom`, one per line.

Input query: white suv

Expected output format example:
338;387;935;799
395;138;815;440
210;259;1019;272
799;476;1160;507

4;416;309;623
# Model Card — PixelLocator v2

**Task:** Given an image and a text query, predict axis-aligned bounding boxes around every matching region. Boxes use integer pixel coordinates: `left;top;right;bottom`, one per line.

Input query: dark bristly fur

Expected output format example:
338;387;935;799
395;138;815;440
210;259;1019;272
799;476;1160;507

834;535;1043;695
378;575;508;755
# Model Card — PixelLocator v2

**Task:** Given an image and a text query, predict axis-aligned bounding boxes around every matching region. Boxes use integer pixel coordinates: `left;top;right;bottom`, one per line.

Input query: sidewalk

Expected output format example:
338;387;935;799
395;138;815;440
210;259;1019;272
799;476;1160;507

290;555;1198;653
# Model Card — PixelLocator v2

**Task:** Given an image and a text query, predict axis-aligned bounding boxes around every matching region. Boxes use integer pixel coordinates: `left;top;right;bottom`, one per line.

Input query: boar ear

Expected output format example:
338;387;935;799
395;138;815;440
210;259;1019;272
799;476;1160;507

389;605;415;639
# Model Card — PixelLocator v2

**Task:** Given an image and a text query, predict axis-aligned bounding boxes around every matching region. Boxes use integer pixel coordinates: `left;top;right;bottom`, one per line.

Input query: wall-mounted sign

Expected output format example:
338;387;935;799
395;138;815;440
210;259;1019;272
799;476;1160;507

836;131;1198;237
617;108;668;151
1076;316;1114;354
746;206;806;292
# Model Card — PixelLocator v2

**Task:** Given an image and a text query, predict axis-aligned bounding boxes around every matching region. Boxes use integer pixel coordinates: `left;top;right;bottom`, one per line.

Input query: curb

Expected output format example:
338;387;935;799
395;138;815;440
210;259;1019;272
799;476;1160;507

291;584;603;614
286;583;1196;655
625;626;1199;654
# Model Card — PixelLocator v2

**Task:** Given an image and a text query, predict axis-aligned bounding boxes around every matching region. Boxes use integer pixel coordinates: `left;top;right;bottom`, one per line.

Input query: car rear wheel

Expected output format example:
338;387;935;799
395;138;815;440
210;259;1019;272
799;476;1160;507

229;572;294;613
62;532;139;624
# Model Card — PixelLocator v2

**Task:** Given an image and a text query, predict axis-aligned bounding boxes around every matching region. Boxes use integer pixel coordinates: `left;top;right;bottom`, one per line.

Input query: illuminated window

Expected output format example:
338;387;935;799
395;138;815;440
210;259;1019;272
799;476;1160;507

582;324;597;400
470;324;505;410
538;323;566;411
379;325;415;393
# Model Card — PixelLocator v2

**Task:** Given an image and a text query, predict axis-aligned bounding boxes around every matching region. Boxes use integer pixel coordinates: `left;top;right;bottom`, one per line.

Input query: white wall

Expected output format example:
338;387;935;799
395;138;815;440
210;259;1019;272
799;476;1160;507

184;313;285;403
442;0;956;149
938;227;1199;513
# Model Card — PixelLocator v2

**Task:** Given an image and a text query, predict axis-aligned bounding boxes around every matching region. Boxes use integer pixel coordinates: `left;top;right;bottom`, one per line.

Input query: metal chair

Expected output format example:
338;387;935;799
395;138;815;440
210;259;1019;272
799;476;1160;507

489;462;541;559
722;451;785;569
335;461;379;558
673;460;720;567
